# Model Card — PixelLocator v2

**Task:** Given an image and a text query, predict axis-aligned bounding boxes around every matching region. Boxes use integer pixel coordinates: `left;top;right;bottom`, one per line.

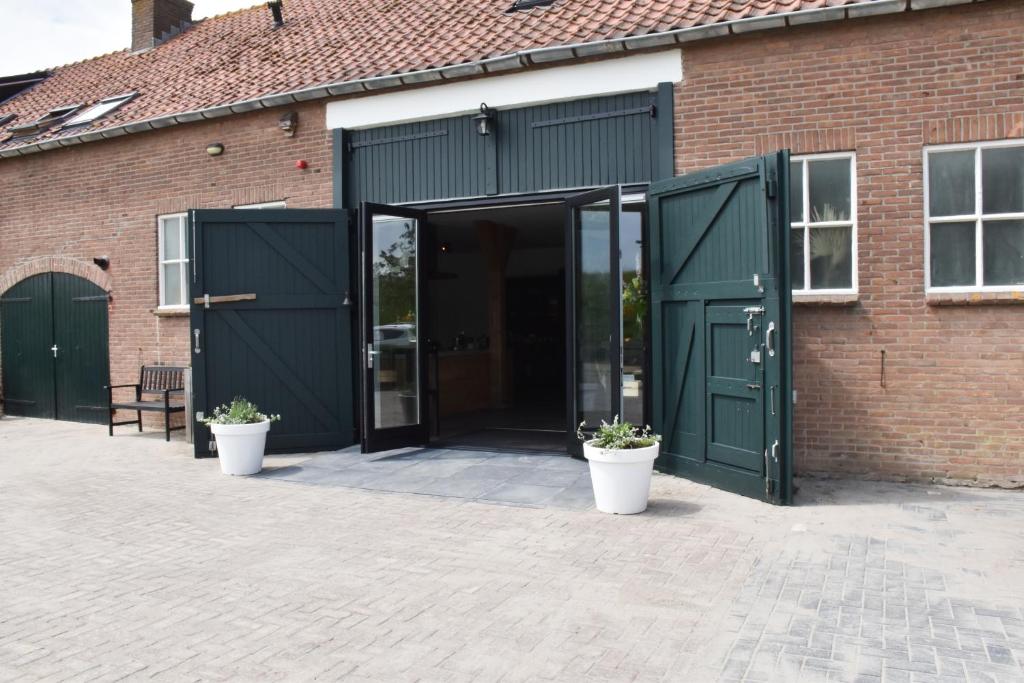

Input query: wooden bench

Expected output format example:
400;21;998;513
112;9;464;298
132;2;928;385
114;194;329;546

107;365;187;441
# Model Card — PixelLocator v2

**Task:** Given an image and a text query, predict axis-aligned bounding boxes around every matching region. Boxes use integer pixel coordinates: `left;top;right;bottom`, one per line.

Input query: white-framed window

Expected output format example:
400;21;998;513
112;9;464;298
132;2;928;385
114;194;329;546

789;153;857;294
234;200;286;209
158;213;189;309
925;140;1024;292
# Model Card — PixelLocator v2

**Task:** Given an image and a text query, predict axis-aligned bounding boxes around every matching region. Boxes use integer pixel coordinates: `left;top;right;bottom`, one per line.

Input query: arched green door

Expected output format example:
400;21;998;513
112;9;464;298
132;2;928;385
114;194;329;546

0;272;110;424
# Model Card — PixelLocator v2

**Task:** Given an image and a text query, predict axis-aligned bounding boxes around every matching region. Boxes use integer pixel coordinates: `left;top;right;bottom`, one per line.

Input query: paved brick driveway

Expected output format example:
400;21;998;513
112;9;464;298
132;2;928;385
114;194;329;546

1;417;1022;682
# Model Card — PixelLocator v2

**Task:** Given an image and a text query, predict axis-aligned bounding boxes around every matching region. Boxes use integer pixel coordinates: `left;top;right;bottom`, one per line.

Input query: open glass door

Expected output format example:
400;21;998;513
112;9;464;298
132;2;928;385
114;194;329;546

360;202;428;452
566;186;622;454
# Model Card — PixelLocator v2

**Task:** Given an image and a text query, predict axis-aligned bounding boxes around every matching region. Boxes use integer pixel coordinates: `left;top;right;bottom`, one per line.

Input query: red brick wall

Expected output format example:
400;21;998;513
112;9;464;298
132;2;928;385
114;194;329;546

0;102;333;426
675;0;1024;485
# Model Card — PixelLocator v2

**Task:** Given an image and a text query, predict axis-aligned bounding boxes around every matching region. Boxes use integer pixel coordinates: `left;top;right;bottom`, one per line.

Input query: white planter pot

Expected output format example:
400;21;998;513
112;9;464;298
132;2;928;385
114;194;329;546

583;442;659;514
210;420;270;476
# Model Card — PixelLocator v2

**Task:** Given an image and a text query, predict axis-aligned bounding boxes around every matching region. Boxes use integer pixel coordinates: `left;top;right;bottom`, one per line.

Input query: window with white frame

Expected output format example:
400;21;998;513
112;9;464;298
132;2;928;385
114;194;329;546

158;214;189;308
789;153;857;293
925;141;1024;291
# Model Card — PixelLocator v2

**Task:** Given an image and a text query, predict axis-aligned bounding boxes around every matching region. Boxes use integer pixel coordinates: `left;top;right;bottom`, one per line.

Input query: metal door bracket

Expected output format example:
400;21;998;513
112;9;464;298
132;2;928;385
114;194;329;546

744;305;764;335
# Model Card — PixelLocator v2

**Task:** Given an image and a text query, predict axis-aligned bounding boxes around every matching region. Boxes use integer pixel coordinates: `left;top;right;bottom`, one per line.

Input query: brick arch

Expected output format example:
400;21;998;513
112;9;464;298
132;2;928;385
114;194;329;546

0;256;112;295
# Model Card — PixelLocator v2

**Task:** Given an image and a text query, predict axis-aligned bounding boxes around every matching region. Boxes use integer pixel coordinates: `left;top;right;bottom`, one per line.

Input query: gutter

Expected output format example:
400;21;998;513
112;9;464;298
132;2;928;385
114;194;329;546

0;0;988;159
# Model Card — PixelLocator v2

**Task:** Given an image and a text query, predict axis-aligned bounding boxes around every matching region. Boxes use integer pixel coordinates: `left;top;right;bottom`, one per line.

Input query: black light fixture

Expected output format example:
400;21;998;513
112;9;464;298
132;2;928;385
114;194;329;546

473;103;496;136
93;256;110;270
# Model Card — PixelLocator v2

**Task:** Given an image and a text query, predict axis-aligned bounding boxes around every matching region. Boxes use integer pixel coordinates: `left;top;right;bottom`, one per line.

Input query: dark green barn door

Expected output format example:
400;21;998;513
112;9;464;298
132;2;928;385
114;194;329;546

53;274;111;424
359;203;429;452
0;272;109;424
565;186;622;454
190;210;354;456
1;274;56;418
648;152;793;504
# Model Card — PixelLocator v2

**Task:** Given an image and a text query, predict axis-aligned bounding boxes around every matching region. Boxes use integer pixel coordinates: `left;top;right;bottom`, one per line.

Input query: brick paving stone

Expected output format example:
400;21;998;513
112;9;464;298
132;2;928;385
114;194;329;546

1;417;1023;682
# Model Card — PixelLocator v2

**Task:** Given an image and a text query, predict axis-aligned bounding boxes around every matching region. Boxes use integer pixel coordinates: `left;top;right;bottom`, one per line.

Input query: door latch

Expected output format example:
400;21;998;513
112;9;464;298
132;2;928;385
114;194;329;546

766;321;777;357
745;383;761;390
50;344;58;358
193;329;201;354
743;305;764;336
366;343;374;369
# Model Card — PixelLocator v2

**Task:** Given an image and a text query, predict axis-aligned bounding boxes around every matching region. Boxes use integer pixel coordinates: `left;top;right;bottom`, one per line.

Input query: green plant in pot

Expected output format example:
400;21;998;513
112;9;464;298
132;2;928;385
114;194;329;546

203;397;280;476
578;416;661;514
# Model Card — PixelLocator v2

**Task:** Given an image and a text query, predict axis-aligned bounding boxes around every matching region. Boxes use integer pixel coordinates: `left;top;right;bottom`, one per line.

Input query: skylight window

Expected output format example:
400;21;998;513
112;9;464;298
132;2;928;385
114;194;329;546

62;93;136;128
4;104;81;140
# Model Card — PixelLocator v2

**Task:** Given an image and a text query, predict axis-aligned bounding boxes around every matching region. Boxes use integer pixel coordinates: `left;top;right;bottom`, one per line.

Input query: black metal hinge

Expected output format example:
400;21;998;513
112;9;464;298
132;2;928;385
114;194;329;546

348;129;447;151
531;105;655;129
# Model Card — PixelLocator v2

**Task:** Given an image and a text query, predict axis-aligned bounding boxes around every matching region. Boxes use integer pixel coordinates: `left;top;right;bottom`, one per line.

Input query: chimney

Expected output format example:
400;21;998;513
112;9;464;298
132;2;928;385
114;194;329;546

131;0;194;52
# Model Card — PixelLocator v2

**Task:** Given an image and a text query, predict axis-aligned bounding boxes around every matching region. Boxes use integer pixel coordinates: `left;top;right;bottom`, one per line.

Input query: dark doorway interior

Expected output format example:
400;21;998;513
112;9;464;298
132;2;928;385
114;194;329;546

424;203;567;451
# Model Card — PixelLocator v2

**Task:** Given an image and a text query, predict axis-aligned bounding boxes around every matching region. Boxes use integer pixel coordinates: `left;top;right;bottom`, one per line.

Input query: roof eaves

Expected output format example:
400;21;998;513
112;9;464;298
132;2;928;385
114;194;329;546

0;0;983;160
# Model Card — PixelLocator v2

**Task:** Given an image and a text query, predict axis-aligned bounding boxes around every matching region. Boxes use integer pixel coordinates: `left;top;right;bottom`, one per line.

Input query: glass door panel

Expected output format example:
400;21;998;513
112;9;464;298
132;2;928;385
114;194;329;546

361;203;428;452
620;202;647;427
566;186;622;451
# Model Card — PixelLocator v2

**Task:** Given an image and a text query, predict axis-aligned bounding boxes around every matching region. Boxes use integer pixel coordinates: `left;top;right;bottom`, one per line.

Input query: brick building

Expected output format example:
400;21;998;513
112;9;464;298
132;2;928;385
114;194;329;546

0;0;1021;500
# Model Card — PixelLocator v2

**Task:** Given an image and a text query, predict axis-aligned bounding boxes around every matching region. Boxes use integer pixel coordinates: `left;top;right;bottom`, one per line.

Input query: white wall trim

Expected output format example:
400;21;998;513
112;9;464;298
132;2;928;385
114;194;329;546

325;51;683;131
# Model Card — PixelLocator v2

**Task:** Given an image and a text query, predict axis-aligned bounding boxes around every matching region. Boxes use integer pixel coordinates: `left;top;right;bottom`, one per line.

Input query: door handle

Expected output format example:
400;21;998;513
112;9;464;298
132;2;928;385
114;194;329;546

770;385;776;416
51;344;58;358
193;329;201;354
766;321;777;357
745;383;761;390
191;293;257;307
366;343;374;369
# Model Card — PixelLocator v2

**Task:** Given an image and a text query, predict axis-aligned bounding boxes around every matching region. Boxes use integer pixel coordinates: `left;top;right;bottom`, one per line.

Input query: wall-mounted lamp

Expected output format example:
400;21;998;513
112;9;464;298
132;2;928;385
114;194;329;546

473;103;496;136
206;142;225;156
93;256;110;271
279;111;298;137
440;241;451;253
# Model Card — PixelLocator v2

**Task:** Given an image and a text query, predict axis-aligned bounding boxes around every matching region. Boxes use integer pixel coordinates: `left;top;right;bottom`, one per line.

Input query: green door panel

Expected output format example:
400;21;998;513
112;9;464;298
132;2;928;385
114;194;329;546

705;304;763;472
648;152;793;504
190;209;355;456
1;274;56;419
52;273;111;424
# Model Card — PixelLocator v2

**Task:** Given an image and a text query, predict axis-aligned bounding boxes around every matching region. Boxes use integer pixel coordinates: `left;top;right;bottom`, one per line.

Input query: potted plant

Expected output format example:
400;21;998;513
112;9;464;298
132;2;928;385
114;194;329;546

578;417;661;514
202;397;280;476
